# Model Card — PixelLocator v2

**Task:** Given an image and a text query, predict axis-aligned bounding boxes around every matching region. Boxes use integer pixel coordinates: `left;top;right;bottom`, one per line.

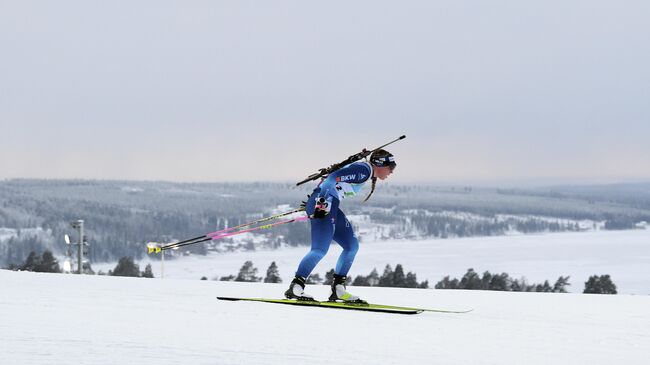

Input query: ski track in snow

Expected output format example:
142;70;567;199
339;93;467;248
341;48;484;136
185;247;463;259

1;270;649;365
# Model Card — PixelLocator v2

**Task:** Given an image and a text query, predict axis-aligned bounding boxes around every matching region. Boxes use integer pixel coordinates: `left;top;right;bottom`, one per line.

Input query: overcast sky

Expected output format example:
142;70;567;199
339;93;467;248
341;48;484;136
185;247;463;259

1;1;649;185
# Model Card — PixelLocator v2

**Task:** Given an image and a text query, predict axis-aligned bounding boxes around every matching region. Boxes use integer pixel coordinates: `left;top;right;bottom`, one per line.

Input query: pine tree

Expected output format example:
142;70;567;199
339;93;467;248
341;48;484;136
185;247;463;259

235;261;261;282
110;256;140;277
459;268;481;289
404;272;418;288
393;264;406;287
378;265;394;287
323;269;336;285
20;251;41;271
435;276;459;289
141;264;154;278
352;275;371;286
366;268;380;286
481;271;493;290
35;251;61;273
263;261;282;283
552;276;571;293
306;273;322;284
584;275;617;294
536;280;552;292
489;273;510;291
510;278;523;292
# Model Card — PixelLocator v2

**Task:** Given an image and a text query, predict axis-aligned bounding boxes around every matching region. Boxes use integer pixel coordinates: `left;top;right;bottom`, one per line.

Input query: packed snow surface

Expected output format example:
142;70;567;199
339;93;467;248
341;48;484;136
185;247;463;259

1;270;649;365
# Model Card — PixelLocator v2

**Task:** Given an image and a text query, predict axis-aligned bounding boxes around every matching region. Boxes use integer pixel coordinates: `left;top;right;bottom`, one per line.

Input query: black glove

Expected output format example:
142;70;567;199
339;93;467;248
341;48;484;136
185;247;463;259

311;197;331;219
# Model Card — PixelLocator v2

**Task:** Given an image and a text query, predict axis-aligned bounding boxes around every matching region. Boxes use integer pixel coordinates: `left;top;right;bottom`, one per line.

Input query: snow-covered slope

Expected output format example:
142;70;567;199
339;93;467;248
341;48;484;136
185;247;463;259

1;270;648;365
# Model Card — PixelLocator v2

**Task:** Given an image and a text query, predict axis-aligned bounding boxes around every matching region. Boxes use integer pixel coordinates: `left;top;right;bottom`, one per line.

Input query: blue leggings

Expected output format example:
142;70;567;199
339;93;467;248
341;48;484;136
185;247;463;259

296;208;359;278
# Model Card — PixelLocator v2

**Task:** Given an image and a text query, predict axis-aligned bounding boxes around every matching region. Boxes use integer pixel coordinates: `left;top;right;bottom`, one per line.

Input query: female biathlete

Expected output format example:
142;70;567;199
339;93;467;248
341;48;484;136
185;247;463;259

285;149;396;303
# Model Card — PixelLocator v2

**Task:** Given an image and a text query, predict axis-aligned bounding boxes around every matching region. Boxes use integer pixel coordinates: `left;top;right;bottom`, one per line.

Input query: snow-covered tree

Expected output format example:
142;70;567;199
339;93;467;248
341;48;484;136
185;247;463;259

584;275;617;294
36;251;61;273
110;256;140;277
263;261;282;283
553;276;571;293
235;261;261;282
141;264;154;278
378;265;394;287
306;273;322;284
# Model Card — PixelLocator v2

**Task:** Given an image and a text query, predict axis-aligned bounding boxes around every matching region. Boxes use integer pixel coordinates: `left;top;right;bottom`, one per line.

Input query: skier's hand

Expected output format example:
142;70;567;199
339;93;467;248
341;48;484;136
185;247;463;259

312;197;331;219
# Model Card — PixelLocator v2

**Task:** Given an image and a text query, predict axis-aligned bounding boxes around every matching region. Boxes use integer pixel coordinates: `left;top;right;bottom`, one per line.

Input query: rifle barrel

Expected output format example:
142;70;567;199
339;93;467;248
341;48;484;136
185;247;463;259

296;135;405;186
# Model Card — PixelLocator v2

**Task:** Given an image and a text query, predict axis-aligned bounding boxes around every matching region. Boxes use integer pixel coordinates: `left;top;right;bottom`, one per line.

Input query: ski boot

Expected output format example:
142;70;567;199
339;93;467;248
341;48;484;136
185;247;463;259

284;276;315;301
329;274;367;304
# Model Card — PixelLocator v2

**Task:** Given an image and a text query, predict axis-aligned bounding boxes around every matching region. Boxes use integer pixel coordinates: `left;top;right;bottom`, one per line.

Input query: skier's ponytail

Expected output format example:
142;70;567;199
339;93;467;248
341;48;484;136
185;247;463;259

363;149;395;202
363;177;377;202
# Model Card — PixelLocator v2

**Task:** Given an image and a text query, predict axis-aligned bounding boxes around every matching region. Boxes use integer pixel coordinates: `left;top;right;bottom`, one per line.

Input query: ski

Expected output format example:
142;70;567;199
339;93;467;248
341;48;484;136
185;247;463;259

217;297;472;315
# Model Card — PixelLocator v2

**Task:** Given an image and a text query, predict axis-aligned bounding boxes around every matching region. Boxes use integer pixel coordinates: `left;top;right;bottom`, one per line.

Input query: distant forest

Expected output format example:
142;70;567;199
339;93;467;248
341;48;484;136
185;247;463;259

1;179;649;267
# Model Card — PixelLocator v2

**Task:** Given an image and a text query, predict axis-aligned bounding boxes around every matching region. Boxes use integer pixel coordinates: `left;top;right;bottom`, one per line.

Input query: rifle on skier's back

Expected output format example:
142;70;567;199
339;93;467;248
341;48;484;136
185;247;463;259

296;135;406;186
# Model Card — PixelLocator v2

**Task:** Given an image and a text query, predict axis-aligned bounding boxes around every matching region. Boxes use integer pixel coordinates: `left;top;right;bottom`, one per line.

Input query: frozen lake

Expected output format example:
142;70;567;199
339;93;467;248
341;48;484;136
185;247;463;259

96;228;650;295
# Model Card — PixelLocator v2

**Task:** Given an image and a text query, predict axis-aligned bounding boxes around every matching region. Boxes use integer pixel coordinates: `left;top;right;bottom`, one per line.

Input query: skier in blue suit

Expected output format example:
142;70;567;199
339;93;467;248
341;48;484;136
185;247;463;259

285;149;397;303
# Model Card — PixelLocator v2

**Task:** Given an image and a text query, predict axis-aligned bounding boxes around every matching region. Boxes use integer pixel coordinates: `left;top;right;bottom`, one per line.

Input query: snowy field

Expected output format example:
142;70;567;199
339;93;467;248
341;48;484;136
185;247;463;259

1;269;649;365
96;228;650;295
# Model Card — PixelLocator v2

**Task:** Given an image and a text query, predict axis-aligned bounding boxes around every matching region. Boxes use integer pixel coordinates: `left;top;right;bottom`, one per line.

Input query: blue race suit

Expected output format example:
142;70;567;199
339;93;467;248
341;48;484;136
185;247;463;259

296;161;373;278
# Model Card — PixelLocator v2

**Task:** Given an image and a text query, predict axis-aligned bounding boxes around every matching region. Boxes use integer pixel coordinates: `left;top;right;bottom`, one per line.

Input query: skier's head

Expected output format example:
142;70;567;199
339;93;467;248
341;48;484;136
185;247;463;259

370;149;396;181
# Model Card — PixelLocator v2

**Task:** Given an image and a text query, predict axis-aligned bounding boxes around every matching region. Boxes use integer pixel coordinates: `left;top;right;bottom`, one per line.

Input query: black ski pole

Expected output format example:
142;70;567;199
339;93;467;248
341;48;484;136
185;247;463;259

147;207;305;254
